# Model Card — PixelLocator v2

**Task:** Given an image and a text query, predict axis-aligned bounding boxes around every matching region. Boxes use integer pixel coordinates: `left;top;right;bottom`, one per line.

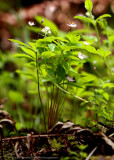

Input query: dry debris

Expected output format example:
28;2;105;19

0;121;114;159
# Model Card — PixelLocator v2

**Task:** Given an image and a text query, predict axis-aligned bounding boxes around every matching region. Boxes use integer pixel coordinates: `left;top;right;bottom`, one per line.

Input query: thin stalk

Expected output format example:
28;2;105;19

86;146;98;160
53;82;91;104
53;88;61;124
48;84;55;129
44;83;50;125
94;23;100;48
57;93;65;119
52;88;59;118
104;57;112;74
89;12;100;48
17;105;25;128
36;53;47;132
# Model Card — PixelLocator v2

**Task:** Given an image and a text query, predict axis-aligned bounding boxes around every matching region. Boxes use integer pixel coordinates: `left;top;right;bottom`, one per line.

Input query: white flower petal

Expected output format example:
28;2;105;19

83;42;90;45
111;67;114;71
78;52;87;59
93;60;97;64
28;21;35;26
77;14;85;17
66;76;75;82
67;23;77;28
48;30;51;34
42;26;51;34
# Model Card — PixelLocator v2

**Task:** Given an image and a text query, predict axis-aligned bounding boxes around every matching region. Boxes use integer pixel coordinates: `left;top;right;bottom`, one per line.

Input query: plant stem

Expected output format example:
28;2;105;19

94;23;100;48
36;53;47;132
90;12;100;48
53;82;96;105
104;57;112;74
17;105;25;128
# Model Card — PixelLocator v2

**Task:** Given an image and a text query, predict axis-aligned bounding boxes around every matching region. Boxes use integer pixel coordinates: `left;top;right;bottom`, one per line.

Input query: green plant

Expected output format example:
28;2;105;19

61;144;87;160
9;0;114;132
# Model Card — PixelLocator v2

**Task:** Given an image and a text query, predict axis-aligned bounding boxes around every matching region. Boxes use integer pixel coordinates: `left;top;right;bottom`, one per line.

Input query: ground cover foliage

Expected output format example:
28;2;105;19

0;0;114;159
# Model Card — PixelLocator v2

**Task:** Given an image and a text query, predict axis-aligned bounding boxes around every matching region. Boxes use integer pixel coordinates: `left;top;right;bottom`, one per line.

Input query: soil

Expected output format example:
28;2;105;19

0;120;114;160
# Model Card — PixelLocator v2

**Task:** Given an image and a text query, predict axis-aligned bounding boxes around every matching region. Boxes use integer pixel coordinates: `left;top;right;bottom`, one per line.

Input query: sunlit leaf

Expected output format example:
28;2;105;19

109;35;114;46
42;51;55;58
96;14;111;23
66;33;80;43
97;48;111;58
21;46;36;59
85;0;93;13
35;15;59;35
13;53;35;61
9;39;28;47
28;42;37;51
103;83;114;88
74;16;93;24
103;92;109;101
85;45;97;54
48;44;56;52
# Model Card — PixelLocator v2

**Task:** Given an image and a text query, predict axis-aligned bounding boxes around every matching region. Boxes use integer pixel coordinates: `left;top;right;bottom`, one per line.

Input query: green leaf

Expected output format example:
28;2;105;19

96;14;111;23
17;70;37;83
48;44;56;52
62;82;83;88
47;68;55;77
28;42;37;51
35;15;59;35
41;77;52;83
50;36;68;42
36;38;52;48
97;98;107;104
74;16;93;24
97;48;111;58
13;53;35;61
103;92;109;101
27;26;42;33
9;90;24;103
109;35;114;46
85;45;97;54
28;90;38;94
66;33;80;43
16;123;22;130
103;83;114;88
9;39;28;47
56;64;66;81
42;51;55;58
82;35;97;42
21;46;36;59
85;0;93;13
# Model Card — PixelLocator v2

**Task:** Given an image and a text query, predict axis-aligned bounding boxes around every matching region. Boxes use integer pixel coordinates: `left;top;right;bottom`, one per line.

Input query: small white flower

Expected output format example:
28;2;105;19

28;21;35;26
78;52;88;60
85;12;90;17
42;26;51;34
66;76;75;82
111;67;114;71
77;14;85;17
67;22;77;28
93;60;97;64
83;41;90;45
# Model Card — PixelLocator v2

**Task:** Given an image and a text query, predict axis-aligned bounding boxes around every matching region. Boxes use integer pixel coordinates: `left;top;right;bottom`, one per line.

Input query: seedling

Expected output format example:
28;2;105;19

9;0;114;131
